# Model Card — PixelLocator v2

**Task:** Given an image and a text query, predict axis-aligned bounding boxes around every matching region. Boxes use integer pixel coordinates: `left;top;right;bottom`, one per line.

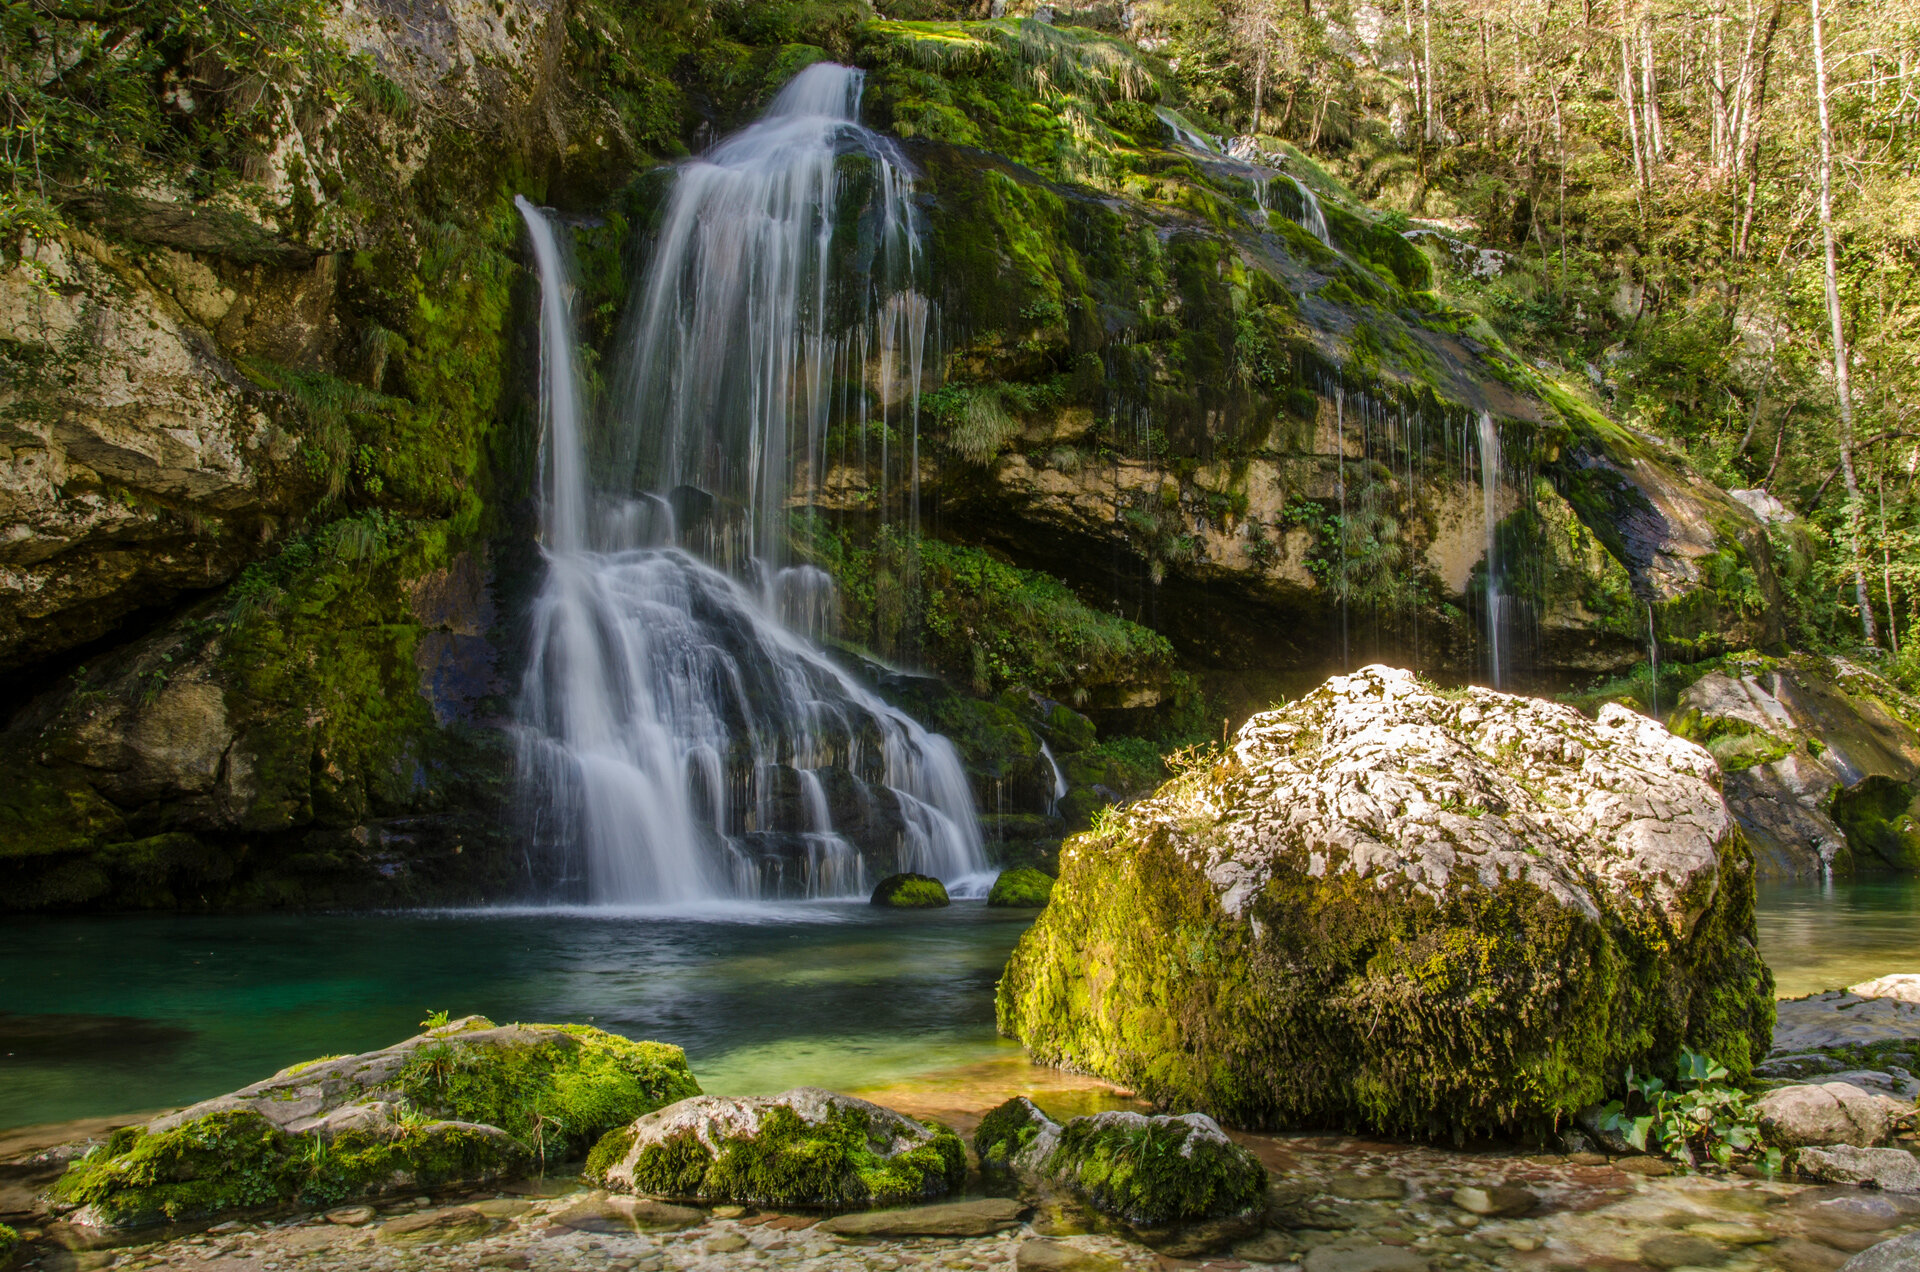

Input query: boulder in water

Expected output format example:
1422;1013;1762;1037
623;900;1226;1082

53;1016;699;1231
988;867;1055;907
997;666;1775;1138
595;1088;965;1208
871;872;950;908
973;1097;1266;1225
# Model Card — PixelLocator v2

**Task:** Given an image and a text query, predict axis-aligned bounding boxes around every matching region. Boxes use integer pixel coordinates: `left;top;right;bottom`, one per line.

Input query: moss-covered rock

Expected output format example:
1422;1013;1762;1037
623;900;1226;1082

871;872;952;907
1670;652;1920;877
997;665;1775;1140
988;866;1055;907
972;1097;1265;1224
52;1016;698;1231
599;1088;966;1208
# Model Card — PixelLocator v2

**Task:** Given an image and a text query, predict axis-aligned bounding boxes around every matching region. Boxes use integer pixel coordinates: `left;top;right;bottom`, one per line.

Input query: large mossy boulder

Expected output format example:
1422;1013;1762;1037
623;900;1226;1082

997;665;1775;1139
974;1097;1265;1225
595;1088;965;1209
53;1016;698;1231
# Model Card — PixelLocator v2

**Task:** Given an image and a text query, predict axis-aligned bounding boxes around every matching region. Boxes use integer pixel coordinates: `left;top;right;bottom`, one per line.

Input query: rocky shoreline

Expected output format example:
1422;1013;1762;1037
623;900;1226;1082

3;977;1918;1272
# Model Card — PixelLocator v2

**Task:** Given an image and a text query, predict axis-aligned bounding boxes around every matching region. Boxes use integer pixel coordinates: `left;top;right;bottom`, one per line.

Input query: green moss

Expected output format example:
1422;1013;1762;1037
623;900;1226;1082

51;1022;697;1227
997;798;1774;1140
869;873;951;908
583;1125;639;1185
988;866;1054;907
52;1109;525;1228
399;1025;700;1163
0;1222;16;1268
974;1097;1049;1170
633;1105;965;1208
1832;776;1920;872
1046;1114;1265;1225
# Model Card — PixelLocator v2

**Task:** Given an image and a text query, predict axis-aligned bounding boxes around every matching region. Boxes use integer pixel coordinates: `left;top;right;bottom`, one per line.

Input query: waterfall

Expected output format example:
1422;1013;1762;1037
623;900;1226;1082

1156;106;1221;154
1477;410;1504;689
1647;603;1659;719
513;64;987;906
1287;176;1331;248
1039;741;1068;818
611;62;923;575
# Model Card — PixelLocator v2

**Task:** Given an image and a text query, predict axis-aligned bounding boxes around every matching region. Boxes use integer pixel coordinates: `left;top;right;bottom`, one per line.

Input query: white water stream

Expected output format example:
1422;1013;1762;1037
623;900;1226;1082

513;65;985;905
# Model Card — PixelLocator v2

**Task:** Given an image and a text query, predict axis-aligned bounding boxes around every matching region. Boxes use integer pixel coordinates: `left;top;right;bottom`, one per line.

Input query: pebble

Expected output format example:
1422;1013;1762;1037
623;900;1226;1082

323;1207;375;1226
712;1205;747;1219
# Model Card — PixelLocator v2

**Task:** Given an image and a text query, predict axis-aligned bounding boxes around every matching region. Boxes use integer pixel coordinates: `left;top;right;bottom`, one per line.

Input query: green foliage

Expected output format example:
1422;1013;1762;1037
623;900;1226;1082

0;0;397;244
0;1222;16;1266
800;523;1173;701
398;1025;701;1166
631;1105;966;1207
987;865;1055;907
869;872;951;908
1593;1049;1780;1173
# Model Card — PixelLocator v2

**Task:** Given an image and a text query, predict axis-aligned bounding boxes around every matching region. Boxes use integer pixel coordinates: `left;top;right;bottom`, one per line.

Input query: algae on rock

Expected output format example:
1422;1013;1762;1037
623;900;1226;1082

997;665;1775;1139
53;1016;698;1231
974;1096;1266;1225
597;1088;966;1208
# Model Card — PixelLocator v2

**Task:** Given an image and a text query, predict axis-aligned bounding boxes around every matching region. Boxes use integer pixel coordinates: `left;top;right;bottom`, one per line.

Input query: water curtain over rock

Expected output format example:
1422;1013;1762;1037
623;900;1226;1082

512;65;985;905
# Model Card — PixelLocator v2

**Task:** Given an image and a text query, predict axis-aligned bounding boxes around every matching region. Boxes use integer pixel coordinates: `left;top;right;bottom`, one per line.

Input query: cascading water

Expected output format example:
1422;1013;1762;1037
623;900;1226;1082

513;64;987;905
1038;741;1068;819
1477;410;1505;689
1287;176;1331;248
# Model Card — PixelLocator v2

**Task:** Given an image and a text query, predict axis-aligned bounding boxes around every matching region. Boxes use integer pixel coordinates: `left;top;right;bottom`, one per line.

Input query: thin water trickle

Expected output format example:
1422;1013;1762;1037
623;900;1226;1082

512;65;986;905
1477;410;1504;689
1287;175;1331;248
1039;741;1068;818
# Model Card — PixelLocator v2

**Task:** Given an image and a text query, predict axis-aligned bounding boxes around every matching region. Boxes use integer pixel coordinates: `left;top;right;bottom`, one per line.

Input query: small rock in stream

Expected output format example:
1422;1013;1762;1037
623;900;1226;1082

1015;1238;1123;1272
1448;1185;1537;1218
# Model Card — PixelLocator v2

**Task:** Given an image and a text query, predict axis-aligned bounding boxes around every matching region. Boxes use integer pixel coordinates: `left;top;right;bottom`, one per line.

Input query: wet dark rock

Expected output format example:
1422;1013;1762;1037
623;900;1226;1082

375;1207;491;1246
1326;1174;1406;1201
819;1198;1025;1237
549;1195;702;1234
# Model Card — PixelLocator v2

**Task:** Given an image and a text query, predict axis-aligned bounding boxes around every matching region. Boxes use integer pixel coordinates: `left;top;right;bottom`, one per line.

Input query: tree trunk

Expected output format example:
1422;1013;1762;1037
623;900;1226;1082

1423;0;1440;141
1811;0;1878;646
1620;29;1647;191
1252;44;1269;133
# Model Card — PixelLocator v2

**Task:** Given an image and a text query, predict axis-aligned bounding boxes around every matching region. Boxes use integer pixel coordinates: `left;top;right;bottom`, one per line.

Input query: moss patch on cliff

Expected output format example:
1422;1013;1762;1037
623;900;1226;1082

801;522;1173;700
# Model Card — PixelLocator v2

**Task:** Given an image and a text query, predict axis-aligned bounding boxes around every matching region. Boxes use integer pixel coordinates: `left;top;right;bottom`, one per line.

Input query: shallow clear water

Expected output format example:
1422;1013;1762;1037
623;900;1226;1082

0;903;1033;1132
1;877;1915;1133
1756;872;1920;999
